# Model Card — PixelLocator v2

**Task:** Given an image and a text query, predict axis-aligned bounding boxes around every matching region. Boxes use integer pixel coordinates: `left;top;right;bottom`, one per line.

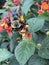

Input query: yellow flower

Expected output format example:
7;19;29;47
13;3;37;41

19;15;24;22
20;29;26;33
1;23;5;26
11;25;16;28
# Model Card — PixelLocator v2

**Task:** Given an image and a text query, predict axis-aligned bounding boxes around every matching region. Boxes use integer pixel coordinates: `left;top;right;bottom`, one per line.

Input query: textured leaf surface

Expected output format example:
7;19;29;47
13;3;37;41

9;32;20;52
22;0;34;15
15;38;35;65
0;49;13;62
28;55;46;65
27;17;45;32
38;37;49;59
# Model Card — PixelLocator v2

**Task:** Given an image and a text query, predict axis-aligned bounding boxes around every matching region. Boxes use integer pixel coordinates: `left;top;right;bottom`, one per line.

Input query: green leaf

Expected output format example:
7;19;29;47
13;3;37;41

9;32;20;52
0;49;13;62
0;30;9;41
15;38;35;65
41;20;49;32
0;30;9;37
28;55;46;65
0;9;5;14
38;37;49;59
27;17;45;33
1;42;9;48
11;32;20;42
9;56;19;65
2;63;7;65
22;0;34;15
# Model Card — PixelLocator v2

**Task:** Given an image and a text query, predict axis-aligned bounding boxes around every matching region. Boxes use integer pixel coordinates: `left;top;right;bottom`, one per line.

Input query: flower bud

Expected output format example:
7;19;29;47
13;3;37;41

36;43;41;49
46;31;49;36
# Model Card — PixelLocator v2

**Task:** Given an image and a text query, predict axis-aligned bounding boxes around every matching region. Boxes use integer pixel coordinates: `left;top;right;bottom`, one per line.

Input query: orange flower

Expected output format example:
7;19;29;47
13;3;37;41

24;24;29;29
0;22;4;32
3;23;12;34
20;29;26;33
0;22;12;34
3;23;8;29
38;10;44;14
41;2;48;10
47;5;49;12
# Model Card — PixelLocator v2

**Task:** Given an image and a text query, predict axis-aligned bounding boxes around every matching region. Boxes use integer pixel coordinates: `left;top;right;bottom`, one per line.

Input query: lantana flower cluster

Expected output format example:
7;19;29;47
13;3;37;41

0;0;31;39
36;0;49;14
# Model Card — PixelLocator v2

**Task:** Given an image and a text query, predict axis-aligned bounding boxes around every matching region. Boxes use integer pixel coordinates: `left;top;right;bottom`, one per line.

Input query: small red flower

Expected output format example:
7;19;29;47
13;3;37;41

45;0;49;2
2;17;7;23
2;16;11;23
0;22;4;32
6;27;12;34
6;13;12;17
13;0;21;5
27;33;31;39
38;10;44;14
35;2;41;7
